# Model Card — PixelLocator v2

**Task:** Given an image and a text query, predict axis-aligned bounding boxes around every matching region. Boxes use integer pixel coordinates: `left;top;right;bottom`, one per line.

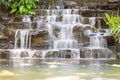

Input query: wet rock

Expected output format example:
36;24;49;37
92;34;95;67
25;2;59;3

108;0;120;3
105;36;116;46
6;29;16;38
64;1;78;8
30;29;48;37
45;50;59;58
59;49;72;58
116;54;120;60
34;9;43;15
31;41;50;50
32;51;41;58
31;30;49;49
80;48;113;58
0;36;14;49
0;41;14;49
0;23;6;29
0;14;10;23
0;50;10;59
0;36;8;40
6;22;33;29
0;23;6;36
20;51;29;57
116;43;120;52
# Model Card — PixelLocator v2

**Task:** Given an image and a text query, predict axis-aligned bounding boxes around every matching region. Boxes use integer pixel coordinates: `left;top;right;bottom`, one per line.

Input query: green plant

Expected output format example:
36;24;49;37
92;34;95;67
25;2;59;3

0;0;41;15
10;0;41;15
11;0;41;15
0;0;11;8
105;13;120;43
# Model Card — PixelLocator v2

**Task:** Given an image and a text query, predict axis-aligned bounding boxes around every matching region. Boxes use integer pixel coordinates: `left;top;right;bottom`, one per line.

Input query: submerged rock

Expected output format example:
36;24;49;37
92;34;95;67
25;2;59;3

112;64;120;67
0;50;10;59
0;70;15;77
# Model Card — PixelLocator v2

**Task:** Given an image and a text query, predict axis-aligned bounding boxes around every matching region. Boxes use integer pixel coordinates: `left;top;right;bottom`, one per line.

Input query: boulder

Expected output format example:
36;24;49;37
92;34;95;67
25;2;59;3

64;1;78;8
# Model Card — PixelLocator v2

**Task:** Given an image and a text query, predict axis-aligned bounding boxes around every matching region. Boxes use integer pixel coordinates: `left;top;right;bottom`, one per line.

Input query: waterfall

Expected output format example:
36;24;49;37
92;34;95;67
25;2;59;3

14;30;19;49
56;0;64;9
11;29;32;63
52;9;80;49
37;9;82;58
89;33;107;48
14;29;31;49
10;15;33;63
8;0;114;61
22;15;32;29
89;17;96;28
53;24;78;49
14;15;32;49
13;8;112;59
36;8;112;59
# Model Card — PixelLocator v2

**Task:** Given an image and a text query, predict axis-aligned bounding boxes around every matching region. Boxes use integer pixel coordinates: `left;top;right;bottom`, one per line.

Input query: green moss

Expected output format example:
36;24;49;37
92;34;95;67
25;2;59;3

32;35;47;43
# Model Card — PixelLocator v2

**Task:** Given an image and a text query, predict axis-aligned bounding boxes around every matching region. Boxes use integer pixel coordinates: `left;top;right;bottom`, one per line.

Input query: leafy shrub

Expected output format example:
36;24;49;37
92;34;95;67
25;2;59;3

105;13;120;43
0;0;11;8
0;0;41;15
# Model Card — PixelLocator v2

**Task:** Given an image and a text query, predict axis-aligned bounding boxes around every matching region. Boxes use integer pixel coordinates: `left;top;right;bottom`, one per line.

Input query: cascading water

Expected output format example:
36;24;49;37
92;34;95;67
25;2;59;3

22;15;32;29
53;24;78;49
56;0;64;9
80;32;113;58
14;29;31;49
10;16;33;62
10;0;113;60
89;33;107;48
39;8;83;58
37;4;99;58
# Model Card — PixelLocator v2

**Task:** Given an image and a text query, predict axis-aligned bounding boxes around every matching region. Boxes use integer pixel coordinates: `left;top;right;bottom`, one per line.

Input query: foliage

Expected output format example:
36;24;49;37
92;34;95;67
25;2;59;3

0;0;41;15
105;13;120;43
10;0;41;15
0;0;11;8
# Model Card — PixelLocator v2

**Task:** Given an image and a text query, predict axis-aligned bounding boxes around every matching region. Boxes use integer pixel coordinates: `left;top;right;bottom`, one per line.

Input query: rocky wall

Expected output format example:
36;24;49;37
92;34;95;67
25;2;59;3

0;0;119;51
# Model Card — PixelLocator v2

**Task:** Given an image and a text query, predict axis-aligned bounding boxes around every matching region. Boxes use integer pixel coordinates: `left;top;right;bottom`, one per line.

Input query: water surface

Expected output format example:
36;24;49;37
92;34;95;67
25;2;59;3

0;59;120;80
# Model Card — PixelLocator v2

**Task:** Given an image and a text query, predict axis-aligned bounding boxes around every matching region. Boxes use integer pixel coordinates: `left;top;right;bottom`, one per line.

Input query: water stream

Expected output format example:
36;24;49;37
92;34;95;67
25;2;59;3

10;0;113;60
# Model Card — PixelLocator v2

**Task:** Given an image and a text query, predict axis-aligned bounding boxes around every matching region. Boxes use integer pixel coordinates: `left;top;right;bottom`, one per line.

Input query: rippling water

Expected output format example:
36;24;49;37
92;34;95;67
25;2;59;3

0;59;120;80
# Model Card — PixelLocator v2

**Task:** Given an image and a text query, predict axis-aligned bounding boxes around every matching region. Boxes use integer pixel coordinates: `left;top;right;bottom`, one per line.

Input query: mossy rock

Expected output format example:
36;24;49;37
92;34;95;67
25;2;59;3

32;35;48;44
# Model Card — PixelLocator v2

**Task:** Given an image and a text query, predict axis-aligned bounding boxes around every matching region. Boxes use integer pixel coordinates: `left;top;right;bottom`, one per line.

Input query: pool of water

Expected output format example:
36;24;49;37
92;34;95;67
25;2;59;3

0;59;120;80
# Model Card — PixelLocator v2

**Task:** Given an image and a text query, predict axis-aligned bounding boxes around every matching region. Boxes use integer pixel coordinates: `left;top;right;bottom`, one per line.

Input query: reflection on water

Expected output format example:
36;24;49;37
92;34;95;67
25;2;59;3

0;59;120;80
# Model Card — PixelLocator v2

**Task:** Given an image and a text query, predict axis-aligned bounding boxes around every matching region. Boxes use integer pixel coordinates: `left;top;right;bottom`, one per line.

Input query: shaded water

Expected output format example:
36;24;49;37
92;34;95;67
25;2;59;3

0;59;120;80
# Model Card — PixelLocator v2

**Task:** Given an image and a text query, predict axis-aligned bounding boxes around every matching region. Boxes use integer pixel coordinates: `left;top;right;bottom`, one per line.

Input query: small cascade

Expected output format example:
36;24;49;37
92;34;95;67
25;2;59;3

89;33;107;48
56;0;64;9
89;17;96;28
10;29;32;63
22;15;31;23
53;24;78;49
14;29;31;49
22;15;32;29
10;16;32;61
37;17;43;29
10;49;37;64
80;32;112;58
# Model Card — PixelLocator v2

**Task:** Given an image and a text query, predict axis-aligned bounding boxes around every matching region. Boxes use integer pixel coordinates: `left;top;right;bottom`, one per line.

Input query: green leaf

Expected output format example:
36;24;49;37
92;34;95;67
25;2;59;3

19;5;24;14
10;8;17;14
26;4;32;9
28;10;36;14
